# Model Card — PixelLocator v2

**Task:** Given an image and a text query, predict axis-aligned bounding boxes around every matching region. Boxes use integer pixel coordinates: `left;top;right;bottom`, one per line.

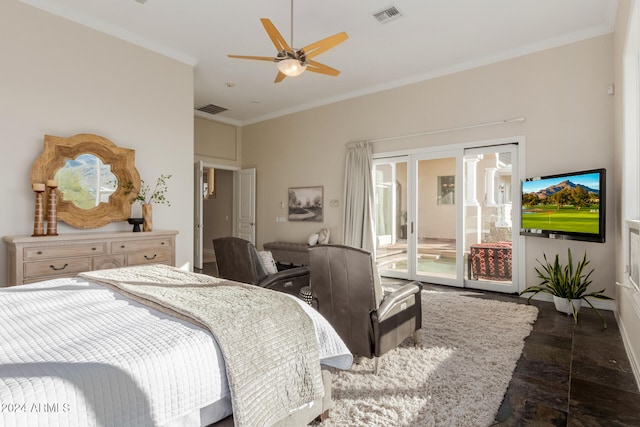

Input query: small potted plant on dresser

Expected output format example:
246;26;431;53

520;248;613;327
123;174;172;232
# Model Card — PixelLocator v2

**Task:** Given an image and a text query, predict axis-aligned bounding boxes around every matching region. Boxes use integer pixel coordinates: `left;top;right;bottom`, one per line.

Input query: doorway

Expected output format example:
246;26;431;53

194;162;236;269
463;144;519;293
375;150;462;287
202;168;234;262
373;140;521;293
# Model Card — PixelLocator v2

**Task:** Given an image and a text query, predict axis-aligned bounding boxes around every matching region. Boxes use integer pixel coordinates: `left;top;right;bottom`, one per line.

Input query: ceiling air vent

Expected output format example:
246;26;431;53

197;104;228;115
372;6;403;24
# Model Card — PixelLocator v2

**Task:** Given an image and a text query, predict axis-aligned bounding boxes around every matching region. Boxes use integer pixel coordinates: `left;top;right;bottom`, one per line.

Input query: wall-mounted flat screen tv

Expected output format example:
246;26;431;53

520;168;605;243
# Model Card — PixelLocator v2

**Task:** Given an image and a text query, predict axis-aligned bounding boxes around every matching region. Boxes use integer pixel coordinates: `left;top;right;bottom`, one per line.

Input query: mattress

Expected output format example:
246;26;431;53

0;276;352;427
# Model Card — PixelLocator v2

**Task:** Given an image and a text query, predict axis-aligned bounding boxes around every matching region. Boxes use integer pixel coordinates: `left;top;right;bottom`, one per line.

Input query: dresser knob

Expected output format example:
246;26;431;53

144;254;157;260
121;245;125;249
37;251;43;255
50;263;68;271
92;247;97;251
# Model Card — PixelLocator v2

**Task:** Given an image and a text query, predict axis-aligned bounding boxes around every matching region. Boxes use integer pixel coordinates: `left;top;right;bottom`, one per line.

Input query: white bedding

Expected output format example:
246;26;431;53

0;276;352;427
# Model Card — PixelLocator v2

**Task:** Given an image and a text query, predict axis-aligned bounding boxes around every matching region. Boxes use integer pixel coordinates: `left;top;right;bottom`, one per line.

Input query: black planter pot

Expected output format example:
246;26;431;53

127;217;144;232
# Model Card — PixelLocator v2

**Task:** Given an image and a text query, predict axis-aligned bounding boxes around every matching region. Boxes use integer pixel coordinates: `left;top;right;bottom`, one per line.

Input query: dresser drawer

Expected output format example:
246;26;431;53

24;243;107;260
24;257;92;279
126;249;172;266
112;238;172;254
92;255;125;271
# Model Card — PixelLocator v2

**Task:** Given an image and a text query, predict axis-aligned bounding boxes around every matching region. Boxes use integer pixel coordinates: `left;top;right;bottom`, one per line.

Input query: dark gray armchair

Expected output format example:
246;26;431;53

213;237;310;296
309;244;422;373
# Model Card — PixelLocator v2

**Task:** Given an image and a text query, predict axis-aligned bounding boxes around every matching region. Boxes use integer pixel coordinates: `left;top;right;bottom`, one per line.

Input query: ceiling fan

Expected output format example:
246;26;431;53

228;0;348;83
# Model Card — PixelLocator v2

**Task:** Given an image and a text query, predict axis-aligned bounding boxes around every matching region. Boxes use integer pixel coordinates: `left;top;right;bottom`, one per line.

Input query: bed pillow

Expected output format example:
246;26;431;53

258;250;278;274
308;233;320;246
318;228;330;245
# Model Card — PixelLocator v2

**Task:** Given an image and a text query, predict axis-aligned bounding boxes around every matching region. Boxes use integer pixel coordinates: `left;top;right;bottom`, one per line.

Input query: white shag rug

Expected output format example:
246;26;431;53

320;291;539;427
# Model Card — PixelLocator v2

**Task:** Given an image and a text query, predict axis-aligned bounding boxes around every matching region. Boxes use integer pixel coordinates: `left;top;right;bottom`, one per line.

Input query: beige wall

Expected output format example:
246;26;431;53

613;0;640;384
243;34;615;302
195;116;241;168
0;1;195;283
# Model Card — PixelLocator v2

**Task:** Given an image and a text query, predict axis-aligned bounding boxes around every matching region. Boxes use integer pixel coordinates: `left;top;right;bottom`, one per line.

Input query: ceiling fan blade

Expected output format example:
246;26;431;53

274;71;287;83
228;55;277;62
260;18;291;52
306;60;340;76
302;32;348;59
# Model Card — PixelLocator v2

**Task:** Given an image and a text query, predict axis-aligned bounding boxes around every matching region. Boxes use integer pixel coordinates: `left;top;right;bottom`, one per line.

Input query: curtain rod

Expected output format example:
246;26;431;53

368;117;526;143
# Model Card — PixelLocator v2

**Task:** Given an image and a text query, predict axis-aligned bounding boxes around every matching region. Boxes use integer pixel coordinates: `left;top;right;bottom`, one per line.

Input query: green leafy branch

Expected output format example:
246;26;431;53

122;174;172;206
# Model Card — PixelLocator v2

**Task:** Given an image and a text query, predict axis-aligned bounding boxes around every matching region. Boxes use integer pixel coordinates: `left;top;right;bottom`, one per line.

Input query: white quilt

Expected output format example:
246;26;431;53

0;277;352;427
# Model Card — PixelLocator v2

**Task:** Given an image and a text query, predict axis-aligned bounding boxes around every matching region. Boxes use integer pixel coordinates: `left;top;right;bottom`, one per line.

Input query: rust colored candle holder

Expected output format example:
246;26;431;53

46;180;59;236
32;183;46;236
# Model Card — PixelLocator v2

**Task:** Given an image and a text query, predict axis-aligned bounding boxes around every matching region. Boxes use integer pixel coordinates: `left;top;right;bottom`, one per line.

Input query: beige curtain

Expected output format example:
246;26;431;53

342;141;375;253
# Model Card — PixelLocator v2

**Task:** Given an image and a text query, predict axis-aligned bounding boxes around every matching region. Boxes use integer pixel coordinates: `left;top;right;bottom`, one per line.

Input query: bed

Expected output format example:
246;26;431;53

0;264;352;427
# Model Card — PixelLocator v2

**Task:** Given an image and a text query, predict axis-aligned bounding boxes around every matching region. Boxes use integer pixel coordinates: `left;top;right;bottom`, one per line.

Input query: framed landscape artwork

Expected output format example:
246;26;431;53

288;186;324;222
438;175;455;205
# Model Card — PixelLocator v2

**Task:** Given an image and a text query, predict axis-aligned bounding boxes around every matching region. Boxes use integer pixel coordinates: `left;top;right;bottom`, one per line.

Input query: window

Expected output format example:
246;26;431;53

624;0;640;291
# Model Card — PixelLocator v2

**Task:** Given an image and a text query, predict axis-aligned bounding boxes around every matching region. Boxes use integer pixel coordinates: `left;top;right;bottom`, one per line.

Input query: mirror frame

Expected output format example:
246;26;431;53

31;133;140;229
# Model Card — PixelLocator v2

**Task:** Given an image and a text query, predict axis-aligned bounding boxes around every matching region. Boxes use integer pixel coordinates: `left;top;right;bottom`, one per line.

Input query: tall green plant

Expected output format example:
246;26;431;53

520;249;613;327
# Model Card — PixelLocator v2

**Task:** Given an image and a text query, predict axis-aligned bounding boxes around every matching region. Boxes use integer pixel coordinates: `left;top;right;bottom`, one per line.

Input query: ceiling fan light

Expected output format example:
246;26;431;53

277;58;307;77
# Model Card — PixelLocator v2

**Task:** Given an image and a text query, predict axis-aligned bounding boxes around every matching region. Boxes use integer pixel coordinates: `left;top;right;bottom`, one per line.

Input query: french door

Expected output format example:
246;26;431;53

374;143;520;293
374;150;462;286
463;145;519;293
374;157;409;277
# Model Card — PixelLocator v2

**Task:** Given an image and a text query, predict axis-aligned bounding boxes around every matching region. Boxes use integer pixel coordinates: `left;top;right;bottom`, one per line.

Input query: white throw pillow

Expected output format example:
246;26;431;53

308;233;320;246
258;250;278;274
318;228;330;245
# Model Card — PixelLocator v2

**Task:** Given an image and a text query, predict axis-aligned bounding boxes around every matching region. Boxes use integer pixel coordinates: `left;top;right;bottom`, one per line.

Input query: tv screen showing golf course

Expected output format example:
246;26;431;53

520;168;605;243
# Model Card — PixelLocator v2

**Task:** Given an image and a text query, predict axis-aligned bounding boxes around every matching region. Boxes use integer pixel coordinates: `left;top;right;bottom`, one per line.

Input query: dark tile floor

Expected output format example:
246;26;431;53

198;263;640;426
390;280;640;426
490;294;640;426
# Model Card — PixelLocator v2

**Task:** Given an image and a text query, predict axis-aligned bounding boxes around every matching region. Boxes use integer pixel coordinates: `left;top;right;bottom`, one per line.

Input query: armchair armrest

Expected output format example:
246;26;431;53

260;265;310;290
374;281;422;323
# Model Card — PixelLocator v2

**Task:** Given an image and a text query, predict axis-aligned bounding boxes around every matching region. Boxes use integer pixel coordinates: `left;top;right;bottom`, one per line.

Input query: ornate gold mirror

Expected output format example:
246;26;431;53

31;134;140;229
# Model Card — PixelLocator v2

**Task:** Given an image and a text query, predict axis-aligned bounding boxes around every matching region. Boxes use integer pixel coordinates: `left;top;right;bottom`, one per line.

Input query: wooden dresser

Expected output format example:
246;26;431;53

3;230;178;286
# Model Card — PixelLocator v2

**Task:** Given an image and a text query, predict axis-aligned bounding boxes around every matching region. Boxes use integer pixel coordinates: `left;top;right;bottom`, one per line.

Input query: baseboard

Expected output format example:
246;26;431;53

617;313;640;391
520;293;616;311
615;285;640;391
204;248;215;256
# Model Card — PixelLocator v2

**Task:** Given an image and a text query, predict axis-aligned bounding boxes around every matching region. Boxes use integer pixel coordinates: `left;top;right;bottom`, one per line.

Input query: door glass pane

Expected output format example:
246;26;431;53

416;157;457;279
464;151;513;283
374;161;408;274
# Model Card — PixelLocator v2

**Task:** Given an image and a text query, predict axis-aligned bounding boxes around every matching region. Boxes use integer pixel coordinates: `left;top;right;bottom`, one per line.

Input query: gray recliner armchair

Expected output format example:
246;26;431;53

309;245;422;373
213;237;310;296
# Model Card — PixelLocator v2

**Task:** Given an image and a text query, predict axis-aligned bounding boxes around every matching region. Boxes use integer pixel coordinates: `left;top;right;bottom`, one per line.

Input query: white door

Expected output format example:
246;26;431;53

194;161;204;269
374;157;410;280
373;141;521;293
236;168;256;243
413;150;463;287
374;151;462;287
463;144;519;293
